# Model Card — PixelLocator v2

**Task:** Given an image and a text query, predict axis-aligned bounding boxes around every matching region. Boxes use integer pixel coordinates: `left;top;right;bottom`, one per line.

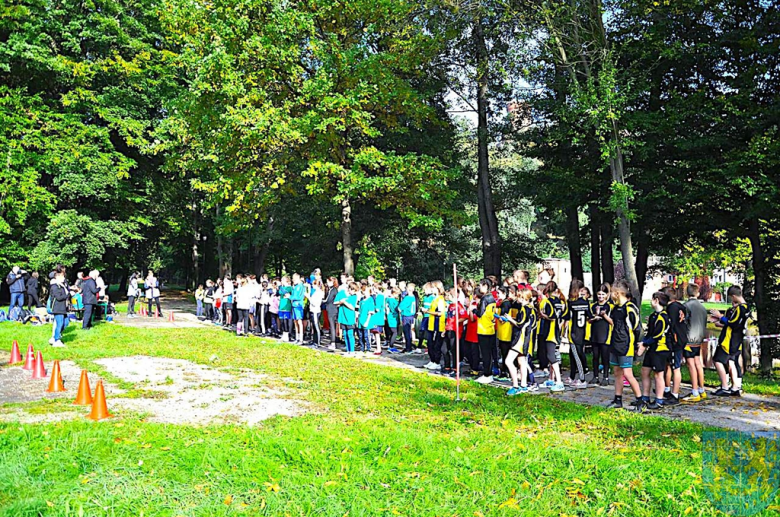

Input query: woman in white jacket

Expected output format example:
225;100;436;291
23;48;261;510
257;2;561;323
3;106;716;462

235;275;252;336
145;270;163;318
306;279;325;346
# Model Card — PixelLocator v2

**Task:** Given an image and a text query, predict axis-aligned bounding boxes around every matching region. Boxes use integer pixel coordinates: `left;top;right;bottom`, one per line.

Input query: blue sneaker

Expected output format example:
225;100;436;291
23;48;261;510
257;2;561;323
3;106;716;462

550;382;565;392
507;387;521;396
544;379;556;387
388;348;401;354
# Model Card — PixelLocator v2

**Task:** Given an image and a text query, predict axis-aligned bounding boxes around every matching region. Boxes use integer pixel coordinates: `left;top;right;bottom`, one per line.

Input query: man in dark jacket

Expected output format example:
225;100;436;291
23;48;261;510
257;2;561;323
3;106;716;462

26;272;39;311
81;270;100;329
6;266;26;319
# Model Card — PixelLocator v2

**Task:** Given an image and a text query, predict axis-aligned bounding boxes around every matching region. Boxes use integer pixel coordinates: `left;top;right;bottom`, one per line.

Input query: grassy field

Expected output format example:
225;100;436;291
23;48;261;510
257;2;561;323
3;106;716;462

1;322;778;516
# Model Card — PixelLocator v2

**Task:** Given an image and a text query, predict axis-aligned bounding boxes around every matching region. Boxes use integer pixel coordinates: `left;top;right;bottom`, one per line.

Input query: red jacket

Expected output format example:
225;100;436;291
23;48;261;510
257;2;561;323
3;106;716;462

445;302;468;337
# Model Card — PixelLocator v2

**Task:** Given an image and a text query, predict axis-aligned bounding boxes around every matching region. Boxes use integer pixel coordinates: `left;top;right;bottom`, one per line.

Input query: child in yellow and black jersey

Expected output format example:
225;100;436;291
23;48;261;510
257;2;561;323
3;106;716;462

638;291;672;410
473;279;497;385
605;280;643;410
587;283;614;386
710;285;750;397
503;288;537;395
566;279;590;388
496;287;517;380
538;281;566;392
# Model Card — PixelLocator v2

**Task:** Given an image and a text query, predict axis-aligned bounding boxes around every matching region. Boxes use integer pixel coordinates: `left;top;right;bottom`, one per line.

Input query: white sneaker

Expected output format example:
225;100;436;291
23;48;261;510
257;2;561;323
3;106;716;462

413;348;424;354
328;344;336;350
430;363;441;371
475;375;493;384
52;340;65;348
48;338;55;346
534;370;548;378
573;380;588;389
424;362;434;369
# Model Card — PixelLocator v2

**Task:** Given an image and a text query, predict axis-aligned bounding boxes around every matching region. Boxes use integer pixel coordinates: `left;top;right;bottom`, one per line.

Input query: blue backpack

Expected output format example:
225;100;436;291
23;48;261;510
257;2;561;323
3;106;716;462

8;306;21;322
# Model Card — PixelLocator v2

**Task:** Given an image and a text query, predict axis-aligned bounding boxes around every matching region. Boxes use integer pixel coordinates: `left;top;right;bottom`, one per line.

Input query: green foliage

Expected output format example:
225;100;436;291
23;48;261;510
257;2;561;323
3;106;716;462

0;0;181;276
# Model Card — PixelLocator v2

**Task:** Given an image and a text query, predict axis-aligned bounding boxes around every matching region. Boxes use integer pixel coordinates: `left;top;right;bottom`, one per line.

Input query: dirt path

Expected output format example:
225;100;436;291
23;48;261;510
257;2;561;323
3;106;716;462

119;290;211;329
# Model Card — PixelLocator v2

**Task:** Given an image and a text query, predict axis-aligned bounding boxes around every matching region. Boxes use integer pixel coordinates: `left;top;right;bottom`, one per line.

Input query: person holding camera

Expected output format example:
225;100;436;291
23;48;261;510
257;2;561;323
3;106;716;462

48;266;69;347
5;266;26;319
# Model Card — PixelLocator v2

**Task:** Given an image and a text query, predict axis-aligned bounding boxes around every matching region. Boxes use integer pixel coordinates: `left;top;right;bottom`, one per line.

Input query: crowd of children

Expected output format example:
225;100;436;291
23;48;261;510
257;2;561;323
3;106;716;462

192;268;751;411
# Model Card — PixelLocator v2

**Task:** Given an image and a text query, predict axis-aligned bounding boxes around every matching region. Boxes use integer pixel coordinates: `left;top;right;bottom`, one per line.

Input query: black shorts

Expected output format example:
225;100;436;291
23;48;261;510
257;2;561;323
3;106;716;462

223;302;233;310
643;350;670;373
545;341;561;365
668;349;682;370
713;347;740;366
683;346;701;359
510;337;531;356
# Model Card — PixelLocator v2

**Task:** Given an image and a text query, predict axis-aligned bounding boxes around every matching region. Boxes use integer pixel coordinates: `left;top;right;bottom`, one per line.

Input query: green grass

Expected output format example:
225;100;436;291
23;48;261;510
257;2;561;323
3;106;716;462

0;323;778;516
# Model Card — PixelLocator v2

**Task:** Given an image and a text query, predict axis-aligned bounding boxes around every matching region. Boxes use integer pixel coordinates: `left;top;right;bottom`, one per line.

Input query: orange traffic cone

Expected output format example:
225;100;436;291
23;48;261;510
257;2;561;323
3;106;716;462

73;370;93;405
46;360;65;392
87;380;112;420
22;344;35;370
168;312;174;322
9;340;22;364
31;351;47;379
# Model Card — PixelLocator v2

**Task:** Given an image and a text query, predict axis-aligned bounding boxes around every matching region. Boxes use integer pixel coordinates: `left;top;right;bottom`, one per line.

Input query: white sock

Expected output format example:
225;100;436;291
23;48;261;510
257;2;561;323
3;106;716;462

664;387;671;393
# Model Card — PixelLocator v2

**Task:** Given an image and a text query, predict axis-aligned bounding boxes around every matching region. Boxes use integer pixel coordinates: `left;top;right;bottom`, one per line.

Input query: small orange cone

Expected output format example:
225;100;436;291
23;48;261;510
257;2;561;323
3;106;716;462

22;344;35;370
31;351;47;379
74;370;93;405
87;380;112;420
46;360;65;392
9;340;22;364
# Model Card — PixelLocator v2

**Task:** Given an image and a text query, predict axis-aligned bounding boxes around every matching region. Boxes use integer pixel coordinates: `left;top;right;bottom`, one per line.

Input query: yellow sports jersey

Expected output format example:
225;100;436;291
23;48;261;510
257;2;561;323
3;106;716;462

539;296;563;344
427;295;446;332
718;303;749;354
646;310;671;352
476;295;496;335
496;300;515;342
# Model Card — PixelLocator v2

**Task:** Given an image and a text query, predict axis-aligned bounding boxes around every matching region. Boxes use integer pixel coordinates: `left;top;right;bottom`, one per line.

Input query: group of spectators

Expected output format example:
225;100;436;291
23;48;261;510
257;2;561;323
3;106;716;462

4;266;41;316
3;264;157;348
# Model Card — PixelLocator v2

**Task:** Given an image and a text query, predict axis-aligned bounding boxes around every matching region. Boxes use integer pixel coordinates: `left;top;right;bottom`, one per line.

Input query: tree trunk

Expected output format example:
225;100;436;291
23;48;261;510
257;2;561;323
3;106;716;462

608;141;641;298
225;237;233;277
216;205;226;277
474;19;501;278
565;205;584;282
600;216;614;284
635;226;649;300
254;217;274;277
341;198;354;276
748;217;775;375
192;202;200;291
589;204;601;291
